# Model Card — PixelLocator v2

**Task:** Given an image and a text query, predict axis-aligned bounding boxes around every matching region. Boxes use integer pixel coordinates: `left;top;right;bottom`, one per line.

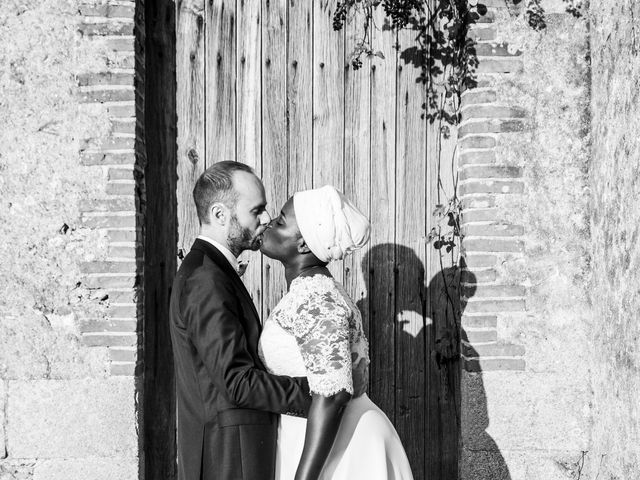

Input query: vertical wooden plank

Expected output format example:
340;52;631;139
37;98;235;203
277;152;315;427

206;0;236;165
343;9;370;338
426;85;461;479
287;0;313;194
236;0;263;315
262;0;288;316
368;7;396;420
313;0;344;282
395;23;427;480
176;0;206;255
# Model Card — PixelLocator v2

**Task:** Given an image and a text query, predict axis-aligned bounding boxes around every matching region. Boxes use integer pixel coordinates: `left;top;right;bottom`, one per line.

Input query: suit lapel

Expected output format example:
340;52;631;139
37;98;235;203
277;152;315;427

192;239;262;330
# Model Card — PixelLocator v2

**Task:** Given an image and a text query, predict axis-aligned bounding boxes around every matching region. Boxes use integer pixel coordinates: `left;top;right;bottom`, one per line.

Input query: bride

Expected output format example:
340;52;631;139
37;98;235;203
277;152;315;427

258;185;413;480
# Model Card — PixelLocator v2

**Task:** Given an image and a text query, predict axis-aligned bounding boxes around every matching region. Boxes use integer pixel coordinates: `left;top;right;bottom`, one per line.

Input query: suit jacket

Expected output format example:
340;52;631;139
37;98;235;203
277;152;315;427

170;239;311;480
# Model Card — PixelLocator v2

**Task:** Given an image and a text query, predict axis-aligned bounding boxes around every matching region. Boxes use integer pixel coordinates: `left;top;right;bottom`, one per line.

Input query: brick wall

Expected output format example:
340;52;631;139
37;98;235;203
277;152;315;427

0;1;142;478
459;2;592;479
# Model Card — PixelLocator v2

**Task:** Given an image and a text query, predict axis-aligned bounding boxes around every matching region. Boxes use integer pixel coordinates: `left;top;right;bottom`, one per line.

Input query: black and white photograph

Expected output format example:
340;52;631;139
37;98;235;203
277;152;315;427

0;0;636;479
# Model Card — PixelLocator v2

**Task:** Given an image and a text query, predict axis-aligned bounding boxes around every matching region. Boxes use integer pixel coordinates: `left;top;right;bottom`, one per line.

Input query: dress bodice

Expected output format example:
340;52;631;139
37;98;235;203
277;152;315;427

258;274;369;396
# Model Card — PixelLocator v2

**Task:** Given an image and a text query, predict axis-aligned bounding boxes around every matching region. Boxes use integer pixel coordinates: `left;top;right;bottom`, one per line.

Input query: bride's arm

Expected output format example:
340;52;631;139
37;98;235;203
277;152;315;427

295;391;351;480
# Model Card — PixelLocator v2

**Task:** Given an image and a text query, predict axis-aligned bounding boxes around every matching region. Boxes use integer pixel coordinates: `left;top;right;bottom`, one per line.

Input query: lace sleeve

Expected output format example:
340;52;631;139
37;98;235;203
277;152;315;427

278;278;354;396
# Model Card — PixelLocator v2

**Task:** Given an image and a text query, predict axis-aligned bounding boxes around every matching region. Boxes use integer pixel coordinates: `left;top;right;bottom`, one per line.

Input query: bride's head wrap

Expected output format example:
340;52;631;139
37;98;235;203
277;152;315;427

293;185;370;263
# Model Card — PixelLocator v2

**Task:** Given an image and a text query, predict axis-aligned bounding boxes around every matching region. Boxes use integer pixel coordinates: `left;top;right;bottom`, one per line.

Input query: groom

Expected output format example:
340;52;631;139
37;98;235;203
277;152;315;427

169;161;311;480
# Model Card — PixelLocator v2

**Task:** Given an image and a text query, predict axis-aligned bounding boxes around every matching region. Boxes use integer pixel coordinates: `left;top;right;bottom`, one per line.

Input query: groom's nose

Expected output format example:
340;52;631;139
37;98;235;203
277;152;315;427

259;210;271;225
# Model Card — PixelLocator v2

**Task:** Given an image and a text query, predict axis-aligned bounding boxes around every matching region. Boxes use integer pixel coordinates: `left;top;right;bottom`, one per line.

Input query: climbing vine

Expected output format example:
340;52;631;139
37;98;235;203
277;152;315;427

333;0;586;366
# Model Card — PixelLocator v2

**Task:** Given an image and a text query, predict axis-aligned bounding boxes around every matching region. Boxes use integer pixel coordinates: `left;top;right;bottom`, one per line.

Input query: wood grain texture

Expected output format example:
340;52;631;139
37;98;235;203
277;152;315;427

367;7;397;421
395;23;428;480
343;7;371;341
206;0;236;165
313;0;344;283
176;0;205;256
261;0;288;317
236;0;263;316
287;0;313;194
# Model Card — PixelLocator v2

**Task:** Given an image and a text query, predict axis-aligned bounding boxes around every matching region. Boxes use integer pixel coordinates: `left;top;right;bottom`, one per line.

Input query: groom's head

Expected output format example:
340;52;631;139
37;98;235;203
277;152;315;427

193;161;271;255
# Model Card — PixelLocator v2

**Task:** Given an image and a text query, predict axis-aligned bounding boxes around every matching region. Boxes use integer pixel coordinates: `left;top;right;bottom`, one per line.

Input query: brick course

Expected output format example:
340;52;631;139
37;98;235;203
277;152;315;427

77;0;142;378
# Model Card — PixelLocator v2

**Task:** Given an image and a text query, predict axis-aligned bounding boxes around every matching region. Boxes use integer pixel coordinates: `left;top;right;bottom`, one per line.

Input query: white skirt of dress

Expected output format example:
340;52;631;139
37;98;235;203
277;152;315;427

275;394;414;480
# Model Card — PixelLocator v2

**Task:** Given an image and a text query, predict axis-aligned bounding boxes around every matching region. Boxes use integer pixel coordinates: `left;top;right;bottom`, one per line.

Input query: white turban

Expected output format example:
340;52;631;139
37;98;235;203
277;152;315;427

293;185;370;262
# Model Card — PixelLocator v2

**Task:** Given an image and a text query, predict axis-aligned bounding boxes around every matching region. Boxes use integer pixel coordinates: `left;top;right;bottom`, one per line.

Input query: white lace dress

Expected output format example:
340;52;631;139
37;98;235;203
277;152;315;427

258;274;413;480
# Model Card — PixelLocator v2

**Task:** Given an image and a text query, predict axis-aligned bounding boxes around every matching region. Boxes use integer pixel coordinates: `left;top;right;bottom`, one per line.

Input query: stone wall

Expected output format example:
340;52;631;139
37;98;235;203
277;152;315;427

0;1;141;478
588;1;640;478
459;1;593;478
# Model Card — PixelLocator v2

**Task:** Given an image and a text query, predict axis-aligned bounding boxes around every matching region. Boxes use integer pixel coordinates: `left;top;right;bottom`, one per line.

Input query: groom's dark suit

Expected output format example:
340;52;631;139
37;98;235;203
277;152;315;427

170;239;311;480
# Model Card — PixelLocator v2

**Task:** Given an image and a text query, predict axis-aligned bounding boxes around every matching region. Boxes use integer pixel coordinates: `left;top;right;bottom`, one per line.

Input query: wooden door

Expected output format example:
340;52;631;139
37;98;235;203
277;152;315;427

176;1;460;477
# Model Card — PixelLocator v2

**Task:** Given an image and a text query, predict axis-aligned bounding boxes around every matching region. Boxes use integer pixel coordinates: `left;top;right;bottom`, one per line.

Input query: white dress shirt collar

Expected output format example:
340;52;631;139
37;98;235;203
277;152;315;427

197;235;238;273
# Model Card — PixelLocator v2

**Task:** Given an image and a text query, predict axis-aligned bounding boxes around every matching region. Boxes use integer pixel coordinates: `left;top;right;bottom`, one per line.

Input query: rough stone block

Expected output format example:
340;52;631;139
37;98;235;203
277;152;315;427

106;304;139;318
109;348;137;363
81;333;138;347
462;223;525;237
460;180;525;195
477;58;524;74
463;329;498;343
107;229;138;243
79;196;136;213
463;342;526;357
96;137;136;151
110;363;138;376
474;42;521;56
462;315;498;329
111;119;136;135
80;88;136;103
7;378;137;458
83;274;137;289
462;372;590;451
466;284;526;298
108;245;141;259
462;104;526;119
0;460;36;479
104;37;136;52
80;261;136;274
105;181;136;196
105;103;136;118
77;72;134;87
460;136;496;149
80;152;135;166
108;168;135;181
106;290;139;304
464;299;526;313
79;22;134;36
462;268;497;284
461;196;496;209
463;237;525;253
460;165;523;181
461;208;499;223
34;457;138;480
463;254;498;268
459;119;528;137
461;89;497;106
459;149;496;165
469;26;497;41
464;357;526;372
0;380;5;459
80;214;136;229
79;319;138;333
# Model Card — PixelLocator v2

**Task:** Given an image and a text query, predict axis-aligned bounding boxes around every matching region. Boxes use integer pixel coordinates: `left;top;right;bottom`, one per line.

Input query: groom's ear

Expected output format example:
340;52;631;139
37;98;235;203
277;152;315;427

297;237;312;254
210;203;228;226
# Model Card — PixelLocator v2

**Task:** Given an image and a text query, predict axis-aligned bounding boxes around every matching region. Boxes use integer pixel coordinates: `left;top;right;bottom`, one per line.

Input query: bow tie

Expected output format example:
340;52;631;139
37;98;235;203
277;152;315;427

237;261;248;277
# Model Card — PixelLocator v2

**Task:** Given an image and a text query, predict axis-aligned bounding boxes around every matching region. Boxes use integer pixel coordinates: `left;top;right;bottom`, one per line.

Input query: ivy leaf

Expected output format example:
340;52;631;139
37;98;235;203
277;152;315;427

375;50;385;59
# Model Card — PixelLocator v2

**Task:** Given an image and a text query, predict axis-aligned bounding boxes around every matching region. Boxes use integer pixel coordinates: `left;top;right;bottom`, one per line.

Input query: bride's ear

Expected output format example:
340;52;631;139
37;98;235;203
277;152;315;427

297;237;311;254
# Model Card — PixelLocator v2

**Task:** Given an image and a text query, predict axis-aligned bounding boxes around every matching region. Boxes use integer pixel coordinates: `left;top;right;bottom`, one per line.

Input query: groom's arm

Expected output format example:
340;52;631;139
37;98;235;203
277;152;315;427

181;268;311;415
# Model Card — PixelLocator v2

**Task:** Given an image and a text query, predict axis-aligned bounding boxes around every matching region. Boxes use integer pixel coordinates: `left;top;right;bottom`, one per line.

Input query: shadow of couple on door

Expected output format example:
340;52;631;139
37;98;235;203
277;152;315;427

355;243;511;480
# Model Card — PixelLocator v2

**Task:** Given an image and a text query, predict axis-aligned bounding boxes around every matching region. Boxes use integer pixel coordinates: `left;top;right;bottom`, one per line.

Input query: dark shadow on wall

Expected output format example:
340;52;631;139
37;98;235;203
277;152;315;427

357;243;510;480
139;0;177;478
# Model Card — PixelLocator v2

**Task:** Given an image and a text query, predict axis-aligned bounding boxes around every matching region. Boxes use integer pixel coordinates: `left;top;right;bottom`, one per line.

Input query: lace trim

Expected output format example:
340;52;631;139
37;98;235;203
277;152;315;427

269;274;369;396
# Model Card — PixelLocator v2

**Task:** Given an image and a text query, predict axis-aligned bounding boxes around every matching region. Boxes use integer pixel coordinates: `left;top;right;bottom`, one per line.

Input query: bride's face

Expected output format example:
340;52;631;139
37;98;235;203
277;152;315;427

259;197;304;261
